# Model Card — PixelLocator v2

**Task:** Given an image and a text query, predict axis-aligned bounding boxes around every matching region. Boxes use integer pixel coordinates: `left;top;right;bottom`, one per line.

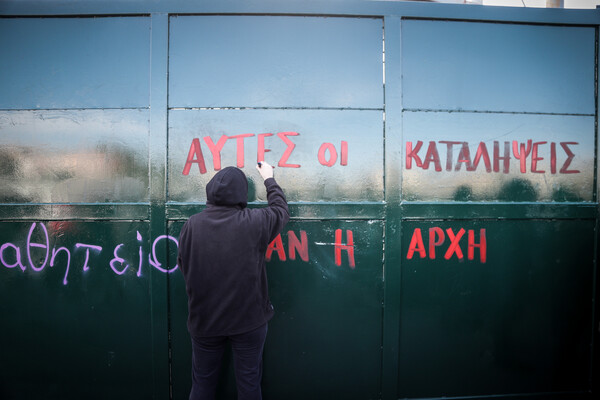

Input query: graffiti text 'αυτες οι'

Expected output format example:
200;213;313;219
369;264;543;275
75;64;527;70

182;132;348;174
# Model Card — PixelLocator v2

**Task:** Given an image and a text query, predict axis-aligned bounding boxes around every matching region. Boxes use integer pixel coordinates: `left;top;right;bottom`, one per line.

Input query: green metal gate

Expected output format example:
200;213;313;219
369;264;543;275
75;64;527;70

0;1;598;399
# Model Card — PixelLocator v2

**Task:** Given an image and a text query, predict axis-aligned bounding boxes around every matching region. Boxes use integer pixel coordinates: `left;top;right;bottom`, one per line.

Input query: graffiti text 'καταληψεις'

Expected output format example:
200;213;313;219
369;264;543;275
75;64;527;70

405;140;579;174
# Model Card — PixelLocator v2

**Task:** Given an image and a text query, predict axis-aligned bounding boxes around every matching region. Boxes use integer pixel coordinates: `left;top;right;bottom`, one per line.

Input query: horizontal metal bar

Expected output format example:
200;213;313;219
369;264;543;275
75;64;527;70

169;106;384;111
403;108;595;117
0;203;150;221
166;201;386;220
1;202;594;221
411;389;592;400
399;201;598;220
1;0;598;26
0;107;149;111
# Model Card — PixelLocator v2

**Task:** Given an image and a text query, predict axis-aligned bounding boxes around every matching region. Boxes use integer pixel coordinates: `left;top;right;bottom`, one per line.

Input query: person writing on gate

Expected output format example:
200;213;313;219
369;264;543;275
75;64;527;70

177;161;289;400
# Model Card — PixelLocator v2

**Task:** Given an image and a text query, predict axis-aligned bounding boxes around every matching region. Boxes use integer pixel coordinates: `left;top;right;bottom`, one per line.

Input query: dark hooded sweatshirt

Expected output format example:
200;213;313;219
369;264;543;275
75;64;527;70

177;167;289;337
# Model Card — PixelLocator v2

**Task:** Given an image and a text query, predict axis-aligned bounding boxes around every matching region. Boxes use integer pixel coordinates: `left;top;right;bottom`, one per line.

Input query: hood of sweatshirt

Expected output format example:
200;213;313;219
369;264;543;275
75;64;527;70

206;167;248;208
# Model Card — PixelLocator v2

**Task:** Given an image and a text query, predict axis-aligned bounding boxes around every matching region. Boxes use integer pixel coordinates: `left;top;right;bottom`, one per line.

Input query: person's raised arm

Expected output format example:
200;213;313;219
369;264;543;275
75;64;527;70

256;161;289;242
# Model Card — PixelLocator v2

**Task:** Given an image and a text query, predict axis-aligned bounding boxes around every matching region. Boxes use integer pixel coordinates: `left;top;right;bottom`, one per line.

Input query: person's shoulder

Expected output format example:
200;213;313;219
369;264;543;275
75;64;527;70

183;211;205;226
244;204;280;219
190;210;205;219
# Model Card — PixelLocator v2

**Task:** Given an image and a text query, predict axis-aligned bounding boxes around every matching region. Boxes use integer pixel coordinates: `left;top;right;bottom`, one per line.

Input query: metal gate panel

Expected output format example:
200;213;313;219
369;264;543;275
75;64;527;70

168;220;384;400
0;17;150;110
398;219;594;398
167;109;383;203
0;3;598;400
401;111;595;202
401;20;595;115
0;109;150;204
168;15;383;109
0;220;155;399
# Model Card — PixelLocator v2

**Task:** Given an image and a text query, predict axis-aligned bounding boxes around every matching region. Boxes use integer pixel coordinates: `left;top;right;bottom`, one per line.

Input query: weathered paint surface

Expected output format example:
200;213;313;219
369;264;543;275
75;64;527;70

0;1;598;400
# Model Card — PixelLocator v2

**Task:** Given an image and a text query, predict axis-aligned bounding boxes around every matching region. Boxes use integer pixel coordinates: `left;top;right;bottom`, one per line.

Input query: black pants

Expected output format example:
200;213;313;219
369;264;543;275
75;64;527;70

189;323;268;400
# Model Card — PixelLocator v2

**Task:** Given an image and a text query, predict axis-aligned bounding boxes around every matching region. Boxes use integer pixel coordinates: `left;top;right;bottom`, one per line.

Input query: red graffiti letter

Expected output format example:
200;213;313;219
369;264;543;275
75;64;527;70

439;141;462;171
468;229;487;263
277;132;300;168
444;228;465;260
406;141;423;169
203;135;229;171
512;140;532;173
335;229;355;268
228;133;254;168
318;143;337;167
428;227;445;260
288;230;309;262
493;141;510;174
257;133;273;163
531;141;546;173
182;138;207;175
455;142;472;171
406;228;426;260
340;141;348;166
423;141;442;172
266;234;286;262
550;142;557;174
560;142;579;174
469;142;492;172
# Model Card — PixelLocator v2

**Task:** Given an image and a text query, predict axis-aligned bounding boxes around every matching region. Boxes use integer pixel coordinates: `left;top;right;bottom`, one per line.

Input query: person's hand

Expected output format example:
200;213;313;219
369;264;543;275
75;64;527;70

256;161;274;181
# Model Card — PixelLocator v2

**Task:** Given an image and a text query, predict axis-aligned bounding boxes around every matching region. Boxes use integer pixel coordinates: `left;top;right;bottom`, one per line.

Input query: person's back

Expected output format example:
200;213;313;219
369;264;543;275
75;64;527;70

177;162;289;400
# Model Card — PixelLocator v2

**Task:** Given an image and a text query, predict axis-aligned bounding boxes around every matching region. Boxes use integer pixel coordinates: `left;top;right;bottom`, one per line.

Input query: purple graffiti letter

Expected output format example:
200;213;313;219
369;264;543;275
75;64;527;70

26;222;49;272
75;243;103;272
137;231;143;277
0;243;26;271
148;235;179;273
50;247;71;285
110;244;129;275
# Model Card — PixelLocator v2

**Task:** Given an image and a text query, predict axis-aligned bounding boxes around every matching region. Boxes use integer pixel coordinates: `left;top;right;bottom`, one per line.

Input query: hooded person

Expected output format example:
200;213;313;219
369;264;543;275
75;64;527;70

177;162;289;400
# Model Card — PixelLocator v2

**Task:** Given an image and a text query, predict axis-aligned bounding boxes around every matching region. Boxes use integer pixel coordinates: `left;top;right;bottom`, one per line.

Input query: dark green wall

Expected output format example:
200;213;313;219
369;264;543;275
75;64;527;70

0;1;598;400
